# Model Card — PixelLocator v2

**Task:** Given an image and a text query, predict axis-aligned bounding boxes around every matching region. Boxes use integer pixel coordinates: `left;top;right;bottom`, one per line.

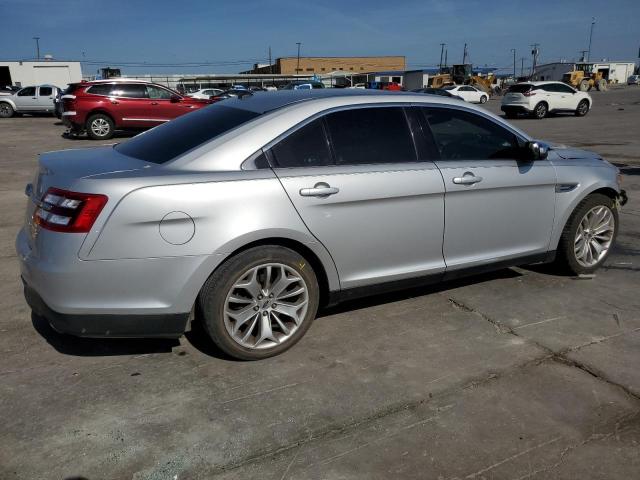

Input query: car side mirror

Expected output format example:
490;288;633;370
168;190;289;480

526;141;548;161
170;94;181;103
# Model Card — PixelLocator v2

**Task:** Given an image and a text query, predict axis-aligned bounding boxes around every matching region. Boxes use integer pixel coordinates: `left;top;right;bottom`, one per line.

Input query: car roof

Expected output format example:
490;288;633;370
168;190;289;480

215;89;450;113
528;81;567;86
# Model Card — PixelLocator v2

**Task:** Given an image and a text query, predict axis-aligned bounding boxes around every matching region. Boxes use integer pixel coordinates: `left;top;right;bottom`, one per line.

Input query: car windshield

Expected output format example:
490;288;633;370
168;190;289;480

115;105;261;164
507;84;533;93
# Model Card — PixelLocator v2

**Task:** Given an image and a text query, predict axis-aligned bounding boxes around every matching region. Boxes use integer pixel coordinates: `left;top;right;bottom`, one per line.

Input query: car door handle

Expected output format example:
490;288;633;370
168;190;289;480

151;102;158;105
452;173;483;185
299;183;339;197
111;100;119;104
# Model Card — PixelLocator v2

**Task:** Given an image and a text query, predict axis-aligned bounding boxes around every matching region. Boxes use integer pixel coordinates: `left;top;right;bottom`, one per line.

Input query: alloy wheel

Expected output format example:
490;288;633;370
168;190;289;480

90;118;111;137
578;101;588;115
574;205;615;267
223;263;309;349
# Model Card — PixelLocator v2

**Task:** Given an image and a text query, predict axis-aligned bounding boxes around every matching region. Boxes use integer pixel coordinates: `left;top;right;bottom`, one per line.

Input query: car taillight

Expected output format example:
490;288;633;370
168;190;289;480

34;188;108;233
523;90;536;97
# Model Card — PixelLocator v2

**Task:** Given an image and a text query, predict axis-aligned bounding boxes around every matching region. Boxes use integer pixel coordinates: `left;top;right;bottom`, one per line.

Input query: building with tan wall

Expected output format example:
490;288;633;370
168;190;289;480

243;56;406;75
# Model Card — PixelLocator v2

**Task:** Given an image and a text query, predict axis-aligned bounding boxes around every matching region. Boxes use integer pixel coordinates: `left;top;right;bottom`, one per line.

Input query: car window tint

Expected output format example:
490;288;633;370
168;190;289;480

18;87;36;96
422;108;520;160
115;105;261;164
555;83;575;93
87;84;113;96
271;119;332;168
147;85;173;99
110;84;149;99
324;107;416;165
39;87;53;96
542;84;558;92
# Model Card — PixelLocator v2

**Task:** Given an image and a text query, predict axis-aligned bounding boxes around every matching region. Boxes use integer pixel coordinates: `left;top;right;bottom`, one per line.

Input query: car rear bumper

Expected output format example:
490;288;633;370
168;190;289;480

501;105;533;114
23;280;188;338
16;227;206;338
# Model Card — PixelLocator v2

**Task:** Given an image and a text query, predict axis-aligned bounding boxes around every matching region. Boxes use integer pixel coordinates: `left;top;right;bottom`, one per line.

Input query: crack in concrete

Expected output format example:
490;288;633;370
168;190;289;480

197;297;640;477
447;296;640;404
509;411;640;480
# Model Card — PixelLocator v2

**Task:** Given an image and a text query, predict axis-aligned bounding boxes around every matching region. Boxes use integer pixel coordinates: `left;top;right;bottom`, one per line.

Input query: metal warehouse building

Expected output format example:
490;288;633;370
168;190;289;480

532;61;636;84
0;60;82;88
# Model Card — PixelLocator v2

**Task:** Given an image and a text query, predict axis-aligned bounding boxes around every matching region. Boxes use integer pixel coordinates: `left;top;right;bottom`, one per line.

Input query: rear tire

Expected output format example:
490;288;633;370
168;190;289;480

575;99;589;117
0;102;14;118
579;79;590;92
596;79;607;91
532;102;547;119
199;246;319;360
479;95;488;104
554;193;618;275
86;113;114;140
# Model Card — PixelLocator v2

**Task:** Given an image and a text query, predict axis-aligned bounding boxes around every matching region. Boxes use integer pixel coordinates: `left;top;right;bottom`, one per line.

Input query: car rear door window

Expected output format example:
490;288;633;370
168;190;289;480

146;85;173;99
39;87;52;96
115;105;261;164
110;84;149;99
271;119;332;168
422;107;520;160
86;84;114;96
324;107;416;165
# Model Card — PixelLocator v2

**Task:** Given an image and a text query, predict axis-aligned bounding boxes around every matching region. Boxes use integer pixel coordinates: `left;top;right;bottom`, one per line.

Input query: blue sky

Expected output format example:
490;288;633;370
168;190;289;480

1;0;638;75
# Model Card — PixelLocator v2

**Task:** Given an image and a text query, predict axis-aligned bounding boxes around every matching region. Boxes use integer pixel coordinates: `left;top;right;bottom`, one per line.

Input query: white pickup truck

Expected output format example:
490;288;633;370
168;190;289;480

0;85;62;117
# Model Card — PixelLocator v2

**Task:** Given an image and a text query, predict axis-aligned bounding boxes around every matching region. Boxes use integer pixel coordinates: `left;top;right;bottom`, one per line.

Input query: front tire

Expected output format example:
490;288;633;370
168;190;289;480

532;102;548;119
555;194;618;275
0;102;14;118
86;113;114;140
199;246;319;360
575;99;589;117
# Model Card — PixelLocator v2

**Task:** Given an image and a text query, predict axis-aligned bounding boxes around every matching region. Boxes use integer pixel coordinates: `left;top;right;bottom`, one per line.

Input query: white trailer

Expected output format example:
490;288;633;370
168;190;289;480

0;61;82;89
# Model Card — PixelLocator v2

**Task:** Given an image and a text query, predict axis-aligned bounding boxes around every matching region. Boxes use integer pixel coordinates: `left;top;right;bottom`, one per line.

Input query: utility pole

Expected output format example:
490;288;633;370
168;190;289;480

33;36;40;60
439;43;445;70
530;43;540;76
511;49;516;80
444;48;448;68
520;57;525;77
268;46;272;74
587;17;596;62
296;42;301;74
580;50;588;62
462;43;468;64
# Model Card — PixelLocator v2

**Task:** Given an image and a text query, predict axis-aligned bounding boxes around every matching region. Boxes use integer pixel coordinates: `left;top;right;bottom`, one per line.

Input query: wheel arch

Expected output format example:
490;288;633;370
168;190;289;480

0;98;17;109
222;237;335;307
86;109;115;125
549;184;620;251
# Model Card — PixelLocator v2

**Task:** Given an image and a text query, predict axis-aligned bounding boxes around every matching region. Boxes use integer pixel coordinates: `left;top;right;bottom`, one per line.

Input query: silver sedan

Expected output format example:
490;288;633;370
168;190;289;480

17;90;626;359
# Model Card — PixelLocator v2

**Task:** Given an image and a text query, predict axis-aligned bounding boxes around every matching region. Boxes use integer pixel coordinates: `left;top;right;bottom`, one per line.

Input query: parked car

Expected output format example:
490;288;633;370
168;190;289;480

411;87;464;100
210;89;255;102
60;79;212;139
17;90;626;360
501;81;591;119
628;75;640;85
442;85;488;103
0;85;62;118
282;80;325;90
187;88;224;99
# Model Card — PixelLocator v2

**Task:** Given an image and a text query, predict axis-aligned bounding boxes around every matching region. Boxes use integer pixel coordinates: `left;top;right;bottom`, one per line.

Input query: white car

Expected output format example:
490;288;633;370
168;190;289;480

628;75;640;85
187;88;224;99
501;81;591;119
442;85;488;103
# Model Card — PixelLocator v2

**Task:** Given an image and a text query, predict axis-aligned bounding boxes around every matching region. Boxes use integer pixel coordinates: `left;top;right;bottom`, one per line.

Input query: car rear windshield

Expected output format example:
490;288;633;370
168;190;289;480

115;105;261;164
507;84;533;93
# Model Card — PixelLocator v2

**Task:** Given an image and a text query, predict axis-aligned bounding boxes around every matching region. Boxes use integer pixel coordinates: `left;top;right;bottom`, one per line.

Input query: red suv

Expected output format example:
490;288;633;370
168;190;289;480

61;80;212;140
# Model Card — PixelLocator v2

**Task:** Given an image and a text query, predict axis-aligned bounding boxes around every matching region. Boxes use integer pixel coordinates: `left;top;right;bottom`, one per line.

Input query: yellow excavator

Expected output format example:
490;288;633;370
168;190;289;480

563;63;608;92
428;64;495;94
